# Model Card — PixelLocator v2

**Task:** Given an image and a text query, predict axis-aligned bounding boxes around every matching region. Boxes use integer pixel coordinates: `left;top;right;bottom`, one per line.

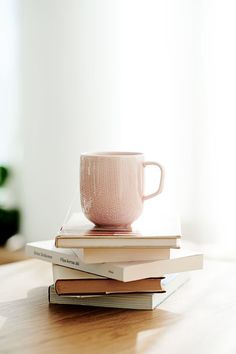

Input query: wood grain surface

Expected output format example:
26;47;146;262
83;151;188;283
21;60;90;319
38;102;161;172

0;248;28;265
0;258;236;354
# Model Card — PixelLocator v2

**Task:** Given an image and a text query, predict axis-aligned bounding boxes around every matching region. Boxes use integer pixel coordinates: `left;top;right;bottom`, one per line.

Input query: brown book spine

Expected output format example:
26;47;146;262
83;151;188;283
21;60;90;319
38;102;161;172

55;278;165;296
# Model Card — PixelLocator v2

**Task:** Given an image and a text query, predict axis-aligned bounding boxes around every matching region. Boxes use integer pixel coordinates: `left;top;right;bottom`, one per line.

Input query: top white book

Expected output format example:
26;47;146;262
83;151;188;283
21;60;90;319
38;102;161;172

55;213;181;249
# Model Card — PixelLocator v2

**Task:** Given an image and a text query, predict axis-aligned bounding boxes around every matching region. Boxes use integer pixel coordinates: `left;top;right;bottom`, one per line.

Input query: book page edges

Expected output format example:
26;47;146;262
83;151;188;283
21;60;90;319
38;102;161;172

55;237;181;249
122;254;203;282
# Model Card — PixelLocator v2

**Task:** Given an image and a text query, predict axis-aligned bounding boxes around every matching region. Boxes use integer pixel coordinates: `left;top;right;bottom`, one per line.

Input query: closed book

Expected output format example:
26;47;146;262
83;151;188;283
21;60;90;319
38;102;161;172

55;214;181;249
48;273;190;310
74;247;170;264
26;240;203;282
55;229;181;249
53;264;164;295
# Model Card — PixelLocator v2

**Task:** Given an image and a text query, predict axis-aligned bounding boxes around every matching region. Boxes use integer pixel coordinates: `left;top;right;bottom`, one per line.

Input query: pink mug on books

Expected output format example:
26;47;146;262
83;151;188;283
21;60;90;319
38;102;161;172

80;152;164;227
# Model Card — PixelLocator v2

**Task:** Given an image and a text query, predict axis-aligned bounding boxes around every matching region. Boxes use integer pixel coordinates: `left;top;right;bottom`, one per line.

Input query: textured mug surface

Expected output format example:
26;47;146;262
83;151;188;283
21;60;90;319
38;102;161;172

80;152;164;227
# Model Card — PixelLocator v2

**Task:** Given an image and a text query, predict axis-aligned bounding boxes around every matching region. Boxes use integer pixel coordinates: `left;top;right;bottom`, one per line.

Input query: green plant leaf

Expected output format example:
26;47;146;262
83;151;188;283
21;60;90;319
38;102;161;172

0;166;9;187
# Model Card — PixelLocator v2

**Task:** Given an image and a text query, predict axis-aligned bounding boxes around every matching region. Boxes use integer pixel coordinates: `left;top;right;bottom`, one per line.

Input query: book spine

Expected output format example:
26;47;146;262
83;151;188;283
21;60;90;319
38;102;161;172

56;238;179;249
49;286;153;310
48;285;51;303
25;244;124;281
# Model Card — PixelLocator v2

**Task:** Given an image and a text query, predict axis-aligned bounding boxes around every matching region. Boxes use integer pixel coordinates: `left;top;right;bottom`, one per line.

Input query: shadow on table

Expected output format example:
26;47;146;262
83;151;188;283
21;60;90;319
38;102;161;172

0;286;182;353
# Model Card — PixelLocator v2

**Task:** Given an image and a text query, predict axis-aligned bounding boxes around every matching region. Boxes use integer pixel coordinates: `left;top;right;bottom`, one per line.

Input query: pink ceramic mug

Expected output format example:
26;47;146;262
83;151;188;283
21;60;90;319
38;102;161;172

80;152;164;227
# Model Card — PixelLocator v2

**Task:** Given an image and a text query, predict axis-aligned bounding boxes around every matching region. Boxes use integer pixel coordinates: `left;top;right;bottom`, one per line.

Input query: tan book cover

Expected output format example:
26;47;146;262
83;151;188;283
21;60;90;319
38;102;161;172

53;264;164;295
55;213;181;249
49;273;190;310
55;227;181;249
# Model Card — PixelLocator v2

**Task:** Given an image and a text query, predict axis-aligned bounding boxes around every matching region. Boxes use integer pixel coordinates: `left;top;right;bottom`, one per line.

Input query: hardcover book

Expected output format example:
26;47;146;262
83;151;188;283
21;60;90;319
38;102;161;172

53;264;164;295
55;213;181;249
55;231;180;249
26;240;203;282
48;272;190;310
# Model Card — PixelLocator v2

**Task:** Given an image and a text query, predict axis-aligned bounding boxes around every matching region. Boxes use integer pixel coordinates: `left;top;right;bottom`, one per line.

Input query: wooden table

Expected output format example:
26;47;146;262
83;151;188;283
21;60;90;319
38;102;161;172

0;247;28;265
0;259;236;354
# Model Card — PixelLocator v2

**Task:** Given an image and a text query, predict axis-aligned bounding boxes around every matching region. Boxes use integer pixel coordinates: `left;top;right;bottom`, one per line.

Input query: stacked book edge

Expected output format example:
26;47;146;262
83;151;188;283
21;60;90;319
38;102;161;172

26;217;203;310
48;272;190;310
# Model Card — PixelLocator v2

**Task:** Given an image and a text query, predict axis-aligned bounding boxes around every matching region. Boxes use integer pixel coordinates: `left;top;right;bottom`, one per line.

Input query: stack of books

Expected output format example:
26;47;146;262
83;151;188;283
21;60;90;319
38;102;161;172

26;214;203;310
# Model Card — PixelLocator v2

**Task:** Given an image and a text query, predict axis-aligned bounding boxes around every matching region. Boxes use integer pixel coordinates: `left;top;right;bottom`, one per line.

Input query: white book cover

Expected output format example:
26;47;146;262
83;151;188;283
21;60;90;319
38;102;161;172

26;240;203;282
53;264;106;281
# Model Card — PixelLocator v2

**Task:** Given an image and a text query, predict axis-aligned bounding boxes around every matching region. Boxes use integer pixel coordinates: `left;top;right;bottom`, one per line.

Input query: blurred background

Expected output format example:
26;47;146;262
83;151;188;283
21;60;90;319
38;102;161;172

1;0;236;261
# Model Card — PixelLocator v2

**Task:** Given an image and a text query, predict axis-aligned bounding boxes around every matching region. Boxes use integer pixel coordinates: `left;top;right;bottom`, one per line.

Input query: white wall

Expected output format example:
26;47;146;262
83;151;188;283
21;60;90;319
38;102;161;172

20;0;122;240
11;0;236;252
194;0;236;246
19;0;204;242
0;0;21;208
116;0;205;241
0;0;19;164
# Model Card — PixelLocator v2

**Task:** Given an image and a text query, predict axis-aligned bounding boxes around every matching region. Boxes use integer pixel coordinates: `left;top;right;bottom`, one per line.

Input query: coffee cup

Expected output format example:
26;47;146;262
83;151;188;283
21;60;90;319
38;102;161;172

80;152;164;227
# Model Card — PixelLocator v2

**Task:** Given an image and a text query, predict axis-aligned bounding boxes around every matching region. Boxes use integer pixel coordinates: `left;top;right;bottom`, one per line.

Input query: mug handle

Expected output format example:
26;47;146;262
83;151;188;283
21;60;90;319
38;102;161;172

143;162;165;201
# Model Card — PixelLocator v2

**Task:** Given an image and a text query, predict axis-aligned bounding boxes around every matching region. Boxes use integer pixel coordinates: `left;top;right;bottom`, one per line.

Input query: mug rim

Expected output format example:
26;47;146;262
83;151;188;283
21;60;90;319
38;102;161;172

81;151;144;157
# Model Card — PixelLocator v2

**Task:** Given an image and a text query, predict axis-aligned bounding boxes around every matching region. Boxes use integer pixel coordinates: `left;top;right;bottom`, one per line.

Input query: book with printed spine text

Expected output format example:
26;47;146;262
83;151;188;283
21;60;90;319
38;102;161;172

26;240;203;282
